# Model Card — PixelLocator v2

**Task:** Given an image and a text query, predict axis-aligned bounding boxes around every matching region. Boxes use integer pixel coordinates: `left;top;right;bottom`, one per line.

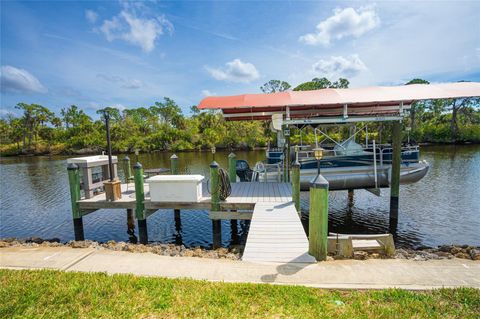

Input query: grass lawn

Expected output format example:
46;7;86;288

1;269;479;318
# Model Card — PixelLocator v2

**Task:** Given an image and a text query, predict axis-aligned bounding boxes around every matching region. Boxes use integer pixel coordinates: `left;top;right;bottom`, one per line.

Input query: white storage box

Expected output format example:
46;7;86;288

146;175;204;202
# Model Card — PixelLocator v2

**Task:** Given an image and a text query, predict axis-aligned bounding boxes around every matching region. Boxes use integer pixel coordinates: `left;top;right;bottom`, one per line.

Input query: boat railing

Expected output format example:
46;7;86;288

293;144;419;167
252;161;283;183
295;149;337;162
377;145;420;165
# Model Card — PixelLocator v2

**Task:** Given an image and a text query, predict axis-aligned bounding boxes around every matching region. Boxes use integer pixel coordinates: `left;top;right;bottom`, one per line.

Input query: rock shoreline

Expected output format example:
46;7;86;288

395;245;480;261
0;238;242;260
347;245;480;261
1;238;478;261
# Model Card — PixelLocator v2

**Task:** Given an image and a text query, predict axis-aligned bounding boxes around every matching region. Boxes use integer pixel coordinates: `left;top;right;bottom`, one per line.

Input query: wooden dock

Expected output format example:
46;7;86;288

77;181;315;263
78;182;293;213
242;201;316;263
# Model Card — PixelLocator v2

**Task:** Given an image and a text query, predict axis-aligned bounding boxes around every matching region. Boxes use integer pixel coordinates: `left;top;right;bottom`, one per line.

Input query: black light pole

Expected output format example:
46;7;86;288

104;112;114;182
211;145;216;161
314;147;324;176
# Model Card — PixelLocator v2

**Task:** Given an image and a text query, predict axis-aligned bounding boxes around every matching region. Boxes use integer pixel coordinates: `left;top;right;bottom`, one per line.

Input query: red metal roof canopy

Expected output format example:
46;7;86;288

198;82;480;121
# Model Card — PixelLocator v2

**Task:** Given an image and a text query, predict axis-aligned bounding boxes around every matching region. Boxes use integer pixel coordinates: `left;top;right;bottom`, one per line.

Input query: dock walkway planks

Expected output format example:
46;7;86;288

78;182;292;211
242;201;316;264
77;181;316;264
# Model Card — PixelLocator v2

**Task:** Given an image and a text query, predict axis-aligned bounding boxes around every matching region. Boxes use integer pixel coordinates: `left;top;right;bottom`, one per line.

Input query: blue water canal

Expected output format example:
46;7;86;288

0;145;479;248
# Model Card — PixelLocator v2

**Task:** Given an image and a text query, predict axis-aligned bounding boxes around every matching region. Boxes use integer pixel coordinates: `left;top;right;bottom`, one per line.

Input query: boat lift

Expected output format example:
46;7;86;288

199;82;480;223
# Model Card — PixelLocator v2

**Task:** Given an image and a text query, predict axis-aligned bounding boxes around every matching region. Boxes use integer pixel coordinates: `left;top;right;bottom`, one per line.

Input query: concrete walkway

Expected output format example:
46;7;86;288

1;246;479;290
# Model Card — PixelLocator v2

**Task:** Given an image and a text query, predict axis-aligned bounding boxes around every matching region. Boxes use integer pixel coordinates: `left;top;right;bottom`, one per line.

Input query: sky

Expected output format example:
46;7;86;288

1;0;479;117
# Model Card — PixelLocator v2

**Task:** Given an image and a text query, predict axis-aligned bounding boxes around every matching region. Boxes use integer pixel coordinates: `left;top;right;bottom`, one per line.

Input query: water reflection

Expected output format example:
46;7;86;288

174;209;182;245
126;209;137;244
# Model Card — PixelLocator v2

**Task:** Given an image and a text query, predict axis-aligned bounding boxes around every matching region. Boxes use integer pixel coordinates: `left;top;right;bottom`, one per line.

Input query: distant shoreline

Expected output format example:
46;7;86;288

2;142;479;158
0;145;268;158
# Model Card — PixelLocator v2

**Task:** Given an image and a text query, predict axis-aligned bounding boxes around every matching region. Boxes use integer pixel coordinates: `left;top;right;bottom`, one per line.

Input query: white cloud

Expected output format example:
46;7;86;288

97;73;143;89
206;59;260;83
0;65;47;93
99;6;173;53
122;79;142;89
201;90;216;97
312;55;367;78
0;109;17;117
85;10;98;24
300;6;380;46
109;103;126;111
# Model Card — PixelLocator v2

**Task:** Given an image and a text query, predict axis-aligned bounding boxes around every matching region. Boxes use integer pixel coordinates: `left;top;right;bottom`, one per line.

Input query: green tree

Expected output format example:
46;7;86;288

14;103;54;150
447;97;480;141
96;107;121;122
293;77;349;91
60;105;90;129
150;98;184;128
405;79;430;132
190;105;200;115
260;80;291;93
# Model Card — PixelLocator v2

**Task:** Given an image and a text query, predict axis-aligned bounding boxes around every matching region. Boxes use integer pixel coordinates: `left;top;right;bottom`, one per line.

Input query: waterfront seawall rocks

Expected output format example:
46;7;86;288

0;238;241;260
1;238;479;261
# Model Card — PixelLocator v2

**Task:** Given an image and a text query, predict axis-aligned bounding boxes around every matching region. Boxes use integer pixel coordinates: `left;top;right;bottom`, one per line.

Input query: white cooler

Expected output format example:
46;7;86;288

146;175;204;202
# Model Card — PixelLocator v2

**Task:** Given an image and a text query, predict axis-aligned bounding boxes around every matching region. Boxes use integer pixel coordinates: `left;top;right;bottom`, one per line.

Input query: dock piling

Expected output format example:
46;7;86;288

210;161;222;248
133;162;148;244
228;152;237;183
171;154;181;232
292;161;301;213
390;121;402;221
127;208;135;230
210;161;220;211
347;189;354;208
309;175;329;261
122;156;132;183
170;154;179;174
174;209;182;245
67;163;84;241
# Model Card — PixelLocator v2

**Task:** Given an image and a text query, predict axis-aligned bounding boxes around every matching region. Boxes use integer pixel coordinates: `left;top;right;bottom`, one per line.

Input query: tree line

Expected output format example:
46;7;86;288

0;78;478;156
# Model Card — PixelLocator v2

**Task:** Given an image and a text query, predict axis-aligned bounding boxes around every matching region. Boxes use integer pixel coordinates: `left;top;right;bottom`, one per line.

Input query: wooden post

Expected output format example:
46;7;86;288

286;129;290;183
292;160;301;213
347;189;354;208
67;163;84;241
126;209;135;231
210;161;221;248
133;162;148;244
170;154;178;174
309;174;329;261
228;152;237;183
230;220;239;245
390;121;402;221
228;152;238;247
210;161;220;211
174;209;182;245
171;154;181;230
123;156;132;183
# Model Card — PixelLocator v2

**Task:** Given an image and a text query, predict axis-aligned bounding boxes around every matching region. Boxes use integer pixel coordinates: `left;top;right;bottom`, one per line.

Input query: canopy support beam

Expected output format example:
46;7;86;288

285;115;404;125
390;120;402;228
